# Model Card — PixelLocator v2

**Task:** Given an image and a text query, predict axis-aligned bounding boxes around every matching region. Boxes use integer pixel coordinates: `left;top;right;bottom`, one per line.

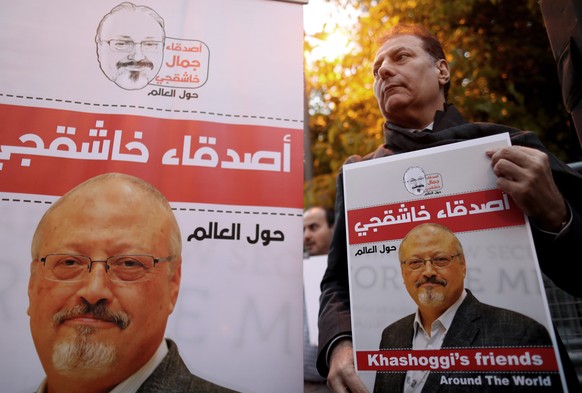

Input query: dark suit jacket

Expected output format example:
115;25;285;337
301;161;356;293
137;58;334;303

316;105;582;380
373;290;562;392
137;339;238;393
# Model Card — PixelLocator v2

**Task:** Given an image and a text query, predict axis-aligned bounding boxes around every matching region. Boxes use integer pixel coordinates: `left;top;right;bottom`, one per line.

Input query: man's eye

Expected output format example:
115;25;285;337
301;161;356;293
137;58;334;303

113;258;146;268
394;52;411;62
57;257;84;267
142;41;160;50
124;260;145;268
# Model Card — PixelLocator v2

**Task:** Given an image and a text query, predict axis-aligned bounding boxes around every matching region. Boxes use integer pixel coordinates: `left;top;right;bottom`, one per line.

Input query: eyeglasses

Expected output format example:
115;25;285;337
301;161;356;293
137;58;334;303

101;39;163;53
406;176;425;184
401;254;461;271
38;254;174;283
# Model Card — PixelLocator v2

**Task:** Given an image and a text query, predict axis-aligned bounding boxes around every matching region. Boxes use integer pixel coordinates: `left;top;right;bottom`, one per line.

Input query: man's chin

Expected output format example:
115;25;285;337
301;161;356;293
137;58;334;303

52;337;117;375
383;99;414;123
113;70;152;90
418;288;445;305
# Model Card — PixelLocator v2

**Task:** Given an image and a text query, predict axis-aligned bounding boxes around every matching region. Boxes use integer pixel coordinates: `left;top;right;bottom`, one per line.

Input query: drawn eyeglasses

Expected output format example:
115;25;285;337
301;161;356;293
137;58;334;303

101;39;163;53
38;254;174;283
401;254;461;271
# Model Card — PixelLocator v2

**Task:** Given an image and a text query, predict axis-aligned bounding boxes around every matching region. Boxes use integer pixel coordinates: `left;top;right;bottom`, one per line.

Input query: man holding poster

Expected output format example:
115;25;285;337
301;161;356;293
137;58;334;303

374;223;555;392
27;173;237;393
316;24;582;393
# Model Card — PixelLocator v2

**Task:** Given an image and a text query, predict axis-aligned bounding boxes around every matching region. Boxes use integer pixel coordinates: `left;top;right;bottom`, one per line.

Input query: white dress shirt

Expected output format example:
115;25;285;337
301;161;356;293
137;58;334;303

403;290;467;393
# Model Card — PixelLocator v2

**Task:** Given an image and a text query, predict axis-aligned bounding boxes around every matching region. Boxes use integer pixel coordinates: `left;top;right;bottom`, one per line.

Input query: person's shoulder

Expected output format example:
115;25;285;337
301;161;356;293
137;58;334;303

378;314;415;349
185;375;240;393
470;298;549;338
381;313;415;335
463;290;546;328
141;340;240;393
478;301;540;322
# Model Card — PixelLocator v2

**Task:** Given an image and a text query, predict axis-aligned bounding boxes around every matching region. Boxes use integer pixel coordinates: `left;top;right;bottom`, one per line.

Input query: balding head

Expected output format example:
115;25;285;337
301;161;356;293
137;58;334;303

32;173;181;261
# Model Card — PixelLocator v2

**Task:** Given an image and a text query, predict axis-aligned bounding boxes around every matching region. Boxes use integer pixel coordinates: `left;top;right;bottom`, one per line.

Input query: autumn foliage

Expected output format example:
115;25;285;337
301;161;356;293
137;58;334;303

304;0;582;208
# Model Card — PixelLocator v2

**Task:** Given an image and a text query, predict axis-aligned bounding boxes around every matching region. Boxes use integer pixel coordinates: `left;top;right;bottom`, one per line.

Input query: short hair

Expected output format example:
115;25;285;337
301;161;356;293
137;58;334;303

323;207;335;228
378;24;450;99
305;206;335;228
95;2;165;43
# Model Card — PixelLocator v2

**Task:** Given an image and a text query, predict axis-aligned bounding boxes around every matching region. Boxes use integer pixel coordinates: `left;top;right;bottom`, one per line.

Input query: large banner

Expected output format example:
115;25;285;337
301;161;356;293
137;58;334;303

343;134;568;391
0;1;305;392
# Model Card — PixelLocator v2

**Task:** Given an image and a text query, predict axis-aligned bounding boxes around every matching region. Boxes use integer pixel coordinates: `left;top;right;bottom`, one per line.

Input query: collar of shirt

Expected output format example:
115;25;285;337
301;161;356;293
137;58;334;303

35;339;169;393
387;122;434;134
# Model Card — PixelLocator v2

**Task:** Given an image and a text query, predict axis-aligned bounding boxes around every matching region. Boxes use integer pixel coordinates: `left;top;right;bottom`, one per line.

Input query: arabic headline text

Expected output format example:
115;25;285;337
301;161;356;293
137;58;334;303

0;104;302;207
347;189;525;244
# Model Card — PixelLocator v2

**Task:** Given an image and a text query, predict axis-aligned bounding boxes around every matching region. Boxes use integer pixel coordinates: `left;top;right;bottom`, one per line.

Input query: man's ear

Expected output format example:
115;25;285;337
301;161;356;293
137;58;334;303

436;59;450;86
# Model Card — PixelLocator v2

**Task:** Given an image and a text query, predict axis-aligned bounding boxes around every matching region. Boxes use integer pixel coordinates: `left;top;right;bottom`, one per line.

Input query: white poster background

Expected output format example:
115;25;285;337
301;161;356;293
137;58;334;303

0;1;305;392
303;254;328;347
342;134;566;391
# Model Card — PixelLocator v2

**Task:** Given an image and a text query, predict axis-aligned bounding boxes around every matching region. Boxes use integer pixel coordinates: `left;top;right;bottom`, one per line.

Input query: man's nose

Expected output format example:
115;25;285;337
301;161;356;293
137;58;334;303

129;43;146;60
377;62;395;79
77;263;114;305
421;261;437;274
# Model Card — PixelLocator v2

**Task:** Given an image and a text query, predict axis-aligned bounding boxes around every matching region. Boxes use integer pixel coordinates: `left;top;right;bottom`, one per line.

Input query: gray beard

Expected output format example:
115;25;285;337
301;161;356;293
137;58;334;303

52;326;116;376
418;287;445;306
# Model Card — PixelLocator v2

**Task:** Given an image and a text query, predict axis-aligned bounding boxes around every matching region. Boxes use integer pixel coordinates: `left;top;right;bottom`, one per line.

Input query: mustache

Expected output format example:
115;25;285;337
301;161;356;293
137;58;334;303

53;301;130;330
415;276;447;288
117;60;154;70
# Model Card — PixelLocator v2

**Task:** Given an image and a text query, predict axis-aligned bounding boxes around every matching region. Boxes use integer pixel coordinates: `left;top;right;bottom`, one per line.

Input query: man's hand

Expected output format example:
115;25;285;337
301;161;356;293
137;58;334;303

327;339;369;393
486;146;568;232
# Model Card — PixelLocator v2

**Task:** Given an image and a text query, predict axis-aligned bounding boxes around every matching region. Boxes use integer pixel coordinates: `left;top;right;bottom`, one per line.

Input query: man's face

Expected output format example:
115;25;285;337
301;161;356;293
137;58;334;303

372;35;449;129
303;208;333;256
404;167;426;195
27;183;180;383
97;9;164;90
400;226;465;315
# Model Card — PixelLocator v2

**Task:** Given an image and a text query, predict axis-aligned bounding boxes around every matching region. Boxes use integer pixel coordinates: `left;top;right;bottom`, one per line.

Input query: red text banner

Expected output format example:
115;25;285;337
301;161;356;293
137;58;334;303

357;347;559;372
346;189;526;244
0;104;302;208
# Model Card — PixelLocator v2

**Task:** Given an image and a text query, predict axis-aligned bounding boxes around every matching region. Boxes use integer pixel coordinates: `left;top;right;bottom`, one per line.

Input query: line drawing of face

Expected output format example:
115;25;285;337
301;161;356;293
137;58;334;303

403;166;427;195
96;2;165;90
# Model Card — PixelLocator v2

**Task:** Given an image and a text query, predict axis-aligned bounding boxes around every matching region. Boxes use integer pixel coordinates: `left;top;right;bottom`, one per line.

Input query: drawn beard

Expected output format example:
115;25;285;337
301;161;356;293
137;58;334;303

52;325;117;376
